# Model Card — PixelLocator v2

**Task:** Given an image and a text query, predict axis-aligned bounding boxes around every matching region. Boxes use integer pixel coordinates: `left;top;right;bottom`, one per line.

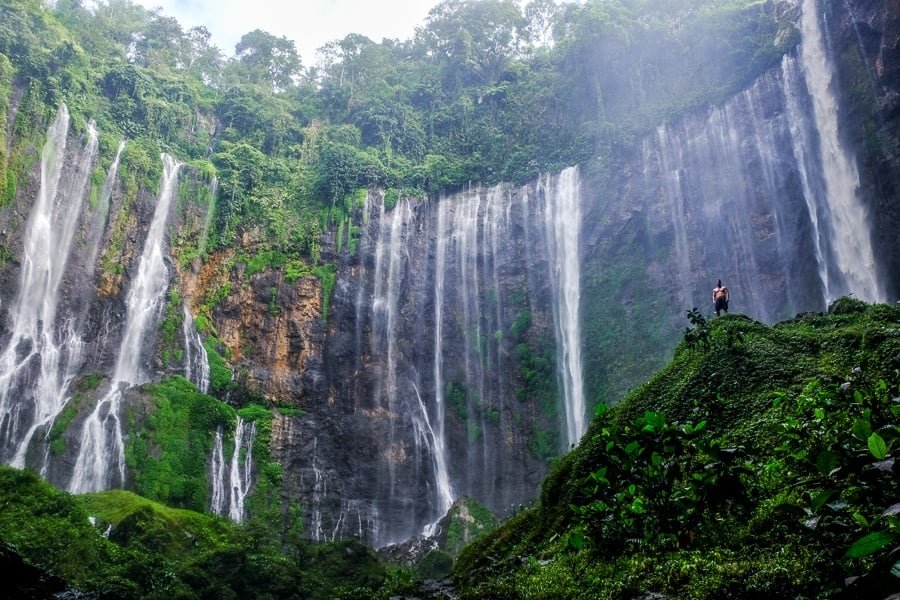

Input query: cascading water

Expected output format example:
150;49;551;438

425;197;455;533
210;427;226;515
228;417;256;523
798;0;882;302
324;176;584;547
539;168;586;448
368;197;414;545
638;29;883;321
182;305;210;394
0;105;98;467
310;436;327;540
208;417;256;522
83;139;126;272
69;154;182;493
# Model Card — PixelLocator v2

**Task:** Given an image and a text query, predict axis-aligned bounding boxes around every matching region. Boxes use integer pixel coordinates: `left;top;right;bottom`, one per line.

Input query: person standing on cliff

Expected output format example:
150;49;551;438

712;279;729;316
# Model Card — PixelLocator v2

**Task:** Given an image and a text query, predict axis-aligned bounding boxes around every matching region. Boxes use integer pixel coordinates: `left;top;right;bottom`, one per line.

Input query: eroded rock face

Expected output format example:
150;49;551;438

185;260;327;404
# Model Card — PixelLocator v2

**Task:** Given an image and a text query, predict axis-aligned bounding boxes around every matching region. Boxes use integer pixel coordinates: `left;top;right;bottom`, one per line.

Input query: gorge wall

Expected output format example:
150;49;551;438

0;0;897;549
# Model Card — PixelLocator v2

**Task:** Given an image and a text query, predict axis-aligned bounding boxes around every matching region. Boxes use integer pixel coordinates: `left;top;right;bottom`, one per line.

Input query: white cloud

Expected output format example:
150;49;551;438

134;0;440;64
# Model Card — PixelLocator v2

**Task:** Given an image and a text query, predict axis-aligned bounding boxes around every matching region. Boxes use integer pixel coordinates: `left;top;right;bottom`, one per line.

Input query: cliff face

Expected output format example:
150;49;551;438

180;256;327;403
274;182;576;547
0;0;897;551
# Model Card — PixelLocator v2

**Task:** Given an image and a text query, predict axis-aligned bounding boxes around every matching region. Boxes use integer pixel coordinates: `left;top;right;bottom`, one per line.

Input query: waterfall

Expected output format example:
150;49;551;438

98;140;125;221
426;197;454;533
344;176;584;546
416;378;452;537
84;139;126;273
798;0;882;302
182;305;210;394
452;188;483;495
0;105;98;466
114;154;182;382
69;154;182;493
369;197;414;545
540;168;586;448
310;437;327;541
207;418;255;522
210;427;226;515
228;417;256;523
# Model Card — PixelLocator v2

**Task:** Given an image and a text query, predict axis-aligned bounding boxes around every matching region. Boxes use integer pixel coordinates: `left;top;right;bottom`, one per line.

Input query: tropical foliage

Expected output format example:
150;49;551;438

455;300;900;599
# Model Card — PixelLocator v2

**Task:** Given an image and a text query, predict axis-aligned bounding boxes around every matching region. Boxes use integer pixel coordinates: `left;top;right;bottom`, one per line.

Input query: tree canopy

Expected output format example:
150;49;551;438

0;0;793;258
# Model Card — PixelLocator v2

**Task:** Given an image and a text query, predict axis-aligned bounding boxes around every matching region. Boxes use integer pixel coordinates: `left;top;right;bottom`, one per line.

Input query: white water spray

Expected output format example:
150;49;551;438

798;0;882;302
182;305;210;394
426;199;454;532
228;417;256;522
0;106;98;466
70;154;182;493
210;427;226;515
541;167;585;448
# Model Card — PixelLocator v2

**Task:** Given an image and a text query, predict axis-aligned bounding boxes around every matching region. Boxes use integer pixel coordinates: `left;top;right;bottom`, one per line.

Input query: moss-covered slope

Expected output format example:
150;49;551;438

455;298;900;599
0;466;388;599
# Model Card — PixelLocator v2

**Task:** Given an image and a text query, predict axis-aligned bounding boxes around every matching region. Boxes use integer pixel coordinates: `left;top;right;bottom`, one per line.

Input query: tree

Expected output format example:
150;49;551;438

234;29;301;93
417;0;525;89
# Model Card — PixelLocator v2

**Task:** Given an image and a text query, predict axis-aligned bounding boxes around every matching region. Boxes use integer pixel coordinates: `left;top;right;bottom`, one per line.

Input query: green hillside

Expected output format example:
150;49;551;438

0;467;388;599
454;298;900;599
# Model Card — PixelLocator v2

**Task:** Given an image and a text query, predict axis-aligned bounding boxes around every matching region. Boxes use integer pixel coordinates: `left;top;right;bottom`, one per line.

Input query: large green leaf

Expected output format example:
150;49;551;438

851;418;872;441
845;531;894;558
867;433;888;460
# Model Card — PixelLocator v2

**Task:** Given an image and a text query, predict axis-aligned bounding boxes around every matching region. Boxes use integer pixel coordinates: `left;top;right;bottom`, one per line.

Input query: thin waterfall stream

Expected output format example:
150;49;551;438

70;154;182;493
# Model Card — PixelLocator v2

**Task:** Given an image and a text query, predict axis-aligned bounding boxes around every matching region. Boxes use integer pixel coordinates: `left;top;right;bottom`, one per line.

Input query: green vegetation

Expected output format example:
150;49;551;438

455;300;900;599
126;376;233;511
3;2;895;597
47;372;104;455
204;336;236;395
0;0;791;254
444;498;500;557
159;287;185;367
0;465;399;599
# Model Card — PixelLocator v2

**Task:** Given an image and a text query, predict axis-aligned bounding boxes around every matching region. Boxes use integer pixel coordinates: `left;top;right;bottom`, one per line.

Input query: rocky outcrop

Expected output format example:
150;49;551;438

214;267;326;403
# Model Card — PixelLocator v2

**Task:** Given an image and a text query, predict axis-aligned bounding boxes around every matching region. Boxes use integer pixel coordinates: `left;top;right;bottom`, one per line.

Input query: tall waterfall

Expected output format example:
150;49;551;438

69;154;181;493
210;428;226;515
84;139;126;273
228;417;256;523
797;0;882;302
639;16;884;320
426;196;455;533
324;175;583;547
0;105;98;466
367;197;416;545
539;168;585;448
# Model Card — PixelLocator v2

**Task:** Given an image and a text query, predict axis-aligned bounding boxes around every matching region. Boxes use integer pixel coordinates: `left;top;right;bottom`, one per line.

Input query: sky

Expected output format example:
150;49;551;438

133;0;443;65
